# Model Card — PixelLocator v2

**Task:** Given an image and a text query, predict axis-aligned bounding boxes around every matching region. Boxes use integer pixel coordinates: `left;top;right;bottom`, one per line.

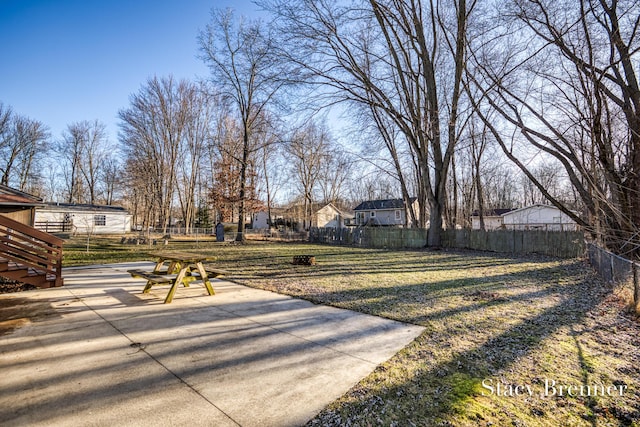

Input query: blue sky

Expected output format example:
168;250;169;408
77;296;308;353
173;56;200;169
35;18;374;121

0;0;262;143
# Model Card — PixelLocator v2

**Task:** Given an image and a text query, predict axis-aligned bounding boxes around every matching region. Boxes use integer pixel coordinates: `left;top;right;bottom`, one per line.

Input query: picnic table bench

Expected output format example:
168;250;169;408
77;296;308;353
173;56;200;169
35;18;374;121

189;268;229;279
127;269;174;284
127;252;225;303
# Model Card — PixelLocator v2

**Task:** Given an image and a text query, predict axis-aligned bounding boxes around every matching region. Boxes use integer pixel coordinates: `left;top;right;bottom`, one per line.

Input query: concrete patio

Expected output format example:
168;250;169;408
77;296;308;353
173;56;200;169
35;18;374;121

0;262;424;426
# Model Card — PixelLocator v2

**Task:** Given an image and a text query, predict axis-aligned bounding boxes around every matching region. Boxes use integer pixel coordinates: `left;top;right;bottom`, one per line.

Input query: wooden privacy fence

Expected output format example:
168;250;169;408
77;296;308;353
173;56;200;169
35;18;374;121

309;227;585;259
441;229;585;258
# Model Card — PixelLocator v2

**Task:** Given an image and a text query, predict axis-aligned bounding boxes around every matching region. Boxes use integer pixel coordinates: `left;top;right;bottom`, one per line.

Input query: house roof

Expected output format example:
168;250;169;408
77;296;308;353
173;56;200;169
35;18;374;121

318;203;354;218
354;198;416;211
471;208;515;217
42;202;129;213
0;184;44;206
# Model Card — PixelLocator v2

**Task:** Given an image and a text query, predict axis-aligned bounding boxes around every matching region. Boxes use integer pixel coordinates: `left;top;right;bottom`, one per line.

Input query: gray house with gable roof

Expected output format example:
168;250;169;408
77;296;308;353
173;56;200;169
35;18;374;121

353;198;419;227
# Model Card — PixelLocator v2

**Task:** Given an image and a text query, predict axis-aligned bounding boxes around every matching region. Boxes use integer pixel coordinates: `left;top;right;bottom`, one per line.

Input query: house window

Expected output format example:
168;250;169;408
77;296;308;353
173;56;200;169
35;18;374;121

94;215;106;227
370;211;376;217
395;210;401;221
357;212;365;224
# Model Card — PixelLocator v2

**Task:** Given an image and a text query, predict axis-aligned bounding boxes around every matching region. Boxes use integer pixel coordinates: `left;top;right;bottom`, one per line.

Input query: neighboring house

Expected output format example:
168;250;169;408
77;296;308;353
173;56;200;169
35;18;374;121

312;203;353;229
0;184;44;226
252;207;287;230
502;204;578;231
353;198;419;227
35;203;132;234
471;204;578;231
252;211;270;230
252;204;354;230
471;208;515;230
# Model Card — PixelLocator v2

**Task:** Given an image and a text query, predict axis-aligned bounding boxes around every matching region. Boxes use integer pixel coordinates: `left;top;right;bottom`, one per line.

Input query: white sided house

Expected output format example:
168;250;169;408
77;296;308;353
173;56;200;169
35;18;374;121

252;207;288;230
502;204;578;231
35;203;132;234
252;211;270;230
354;198;419;227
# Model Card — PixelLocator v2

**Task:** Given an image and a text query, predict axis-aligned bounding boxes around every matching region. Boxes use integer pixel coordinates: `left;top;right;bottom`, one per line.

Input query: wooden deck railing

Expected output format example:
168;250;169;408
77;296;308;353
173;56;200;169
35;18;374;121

0;214;64;287
34;220;73;233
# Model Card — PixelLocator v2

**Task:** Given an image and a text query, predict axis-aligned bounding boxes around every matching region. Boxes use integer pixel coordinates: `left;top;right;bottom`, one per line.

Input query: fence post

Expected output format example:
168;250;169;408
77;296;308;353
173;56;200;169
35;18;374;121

610;252;615;284
633;262;639;312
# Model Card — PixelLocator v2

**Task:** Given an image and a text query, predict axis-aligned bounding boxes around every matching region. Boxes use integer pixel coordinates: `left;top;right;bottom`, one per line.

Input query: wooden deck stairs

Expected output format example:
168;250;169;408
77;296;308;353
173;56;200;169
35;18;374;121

0;214;63;289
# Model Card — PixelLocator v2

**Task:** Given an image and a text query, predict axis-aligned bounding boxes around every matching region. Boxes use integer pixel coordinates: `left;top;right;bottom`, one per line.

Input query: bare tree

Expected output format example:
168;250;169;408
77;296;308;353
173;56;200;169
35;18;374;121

253;112;284;229
264;0;477;246
318;146;353;205
119;76;191;233
0;104;49;193
199;8;284;241
286;121;331;229
469;0;640;255
358;104;421;227
59;124;85;203
58;120;110;204
100;156;121;205
210;116;246;222
460;116;493;230
0;104;15;187
176;84;214;232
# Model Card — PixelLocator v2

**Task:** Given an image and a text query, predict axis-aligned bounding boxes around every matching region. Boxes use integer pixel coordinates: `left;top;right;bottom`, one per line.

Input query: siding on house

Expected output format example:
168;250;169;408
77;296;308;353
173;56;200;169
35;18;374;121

253;211;270;229
0;208;35;226
0;184;44;226
252;204;353;230
471;209;515;230
36;203;132;234
470;205;578;231
353;198;418;227
502;204;578;231
313;204;351;228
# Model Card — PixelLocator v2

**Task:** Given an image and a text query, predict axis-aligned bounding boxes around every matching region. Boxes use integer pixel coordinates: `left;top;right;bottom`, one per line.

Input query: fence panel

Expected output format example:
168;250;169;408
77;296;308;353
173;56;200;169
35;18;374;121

310;227;584;258
309;228;636;308
587;243;639;310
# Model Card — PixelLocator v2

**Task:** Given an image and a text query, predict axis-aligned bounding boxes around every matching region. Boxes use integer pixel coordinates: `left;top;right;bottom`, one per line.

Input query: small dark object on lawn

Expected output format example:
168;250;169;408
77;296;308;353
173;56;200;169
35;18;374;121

293;255;316;265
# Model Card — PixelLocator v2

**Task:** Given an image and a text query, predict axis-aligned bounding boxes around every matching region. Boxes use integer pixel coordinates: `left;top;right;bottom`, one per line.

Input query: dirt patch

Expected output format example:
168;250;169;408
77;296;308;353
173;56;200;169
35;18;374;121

0;296;55;335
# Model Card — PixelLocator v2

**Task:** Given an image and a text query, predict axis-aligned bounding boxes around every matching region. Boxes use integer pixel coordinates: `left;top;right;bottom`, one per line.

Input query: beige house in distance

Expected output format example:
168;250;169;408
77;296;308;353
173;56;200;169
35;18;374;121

311;203;352;228
471;209;515;230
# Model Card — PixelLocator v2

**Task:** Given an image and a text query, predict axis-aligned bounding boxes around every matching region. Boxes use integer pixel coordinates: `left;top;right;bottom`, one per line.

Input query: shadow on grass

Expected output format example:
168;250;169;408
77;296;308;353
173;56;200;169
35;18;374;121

242;261;572;321
306;263;638;426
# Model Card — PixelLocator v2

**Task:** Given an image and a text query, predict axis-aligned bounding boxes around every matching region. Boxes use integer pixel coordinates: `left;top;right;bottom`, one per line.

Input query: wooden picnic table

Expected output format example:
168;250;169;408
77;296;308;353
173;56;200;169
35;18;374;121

128;251;226;304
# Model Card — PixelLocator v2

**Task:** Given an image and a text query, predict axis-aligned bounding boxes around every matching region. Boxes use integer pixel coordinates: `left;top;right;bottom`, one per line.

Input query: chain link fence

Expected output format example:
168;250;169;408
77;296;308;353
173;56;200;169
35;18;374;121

587;242;640;310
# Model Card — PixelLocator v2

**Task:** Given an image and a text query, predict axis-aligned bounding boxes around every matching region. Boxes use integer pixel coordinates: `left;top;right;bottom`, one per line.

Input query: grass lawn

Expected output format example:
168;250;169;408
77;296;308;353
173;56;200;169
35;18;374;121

63;237;640;426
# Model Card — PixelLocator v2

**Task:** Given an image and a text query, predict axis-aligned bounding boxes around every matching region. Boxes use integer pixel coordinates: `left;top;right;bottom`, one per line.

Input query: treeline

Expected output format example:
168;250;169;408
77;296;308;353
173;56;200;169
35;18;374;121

1;0;638;256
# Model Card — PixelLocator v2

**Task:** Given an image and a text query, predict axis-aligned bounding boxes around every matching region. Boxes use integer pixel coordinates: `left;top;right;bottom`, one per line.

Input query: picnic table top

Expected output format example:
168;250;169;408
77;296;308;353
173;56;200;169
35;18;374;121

150;252;215;263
